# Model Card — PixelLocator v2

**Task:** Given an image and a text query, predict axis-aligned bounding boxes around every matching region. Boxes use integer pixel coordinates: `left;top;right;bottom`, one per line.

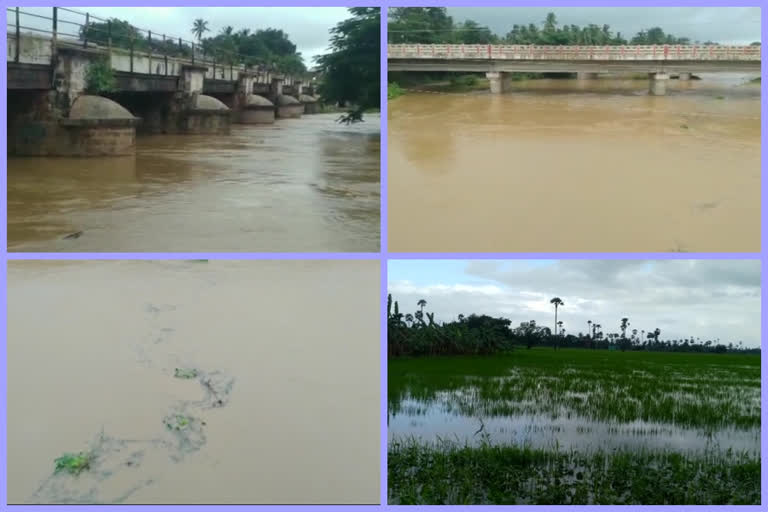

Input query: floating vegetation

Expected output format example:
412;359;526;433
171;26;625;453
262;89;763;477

164;414;194;431
680;124;689;129
53;452;92;476
174;368;198;379
715;95;725;100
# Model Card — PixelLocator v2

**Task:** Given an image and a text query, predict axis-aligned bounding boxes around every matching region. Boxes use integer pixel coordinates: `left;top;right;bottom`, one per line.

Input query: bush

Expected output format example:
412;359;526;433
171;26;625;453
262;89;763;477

84;58;115;94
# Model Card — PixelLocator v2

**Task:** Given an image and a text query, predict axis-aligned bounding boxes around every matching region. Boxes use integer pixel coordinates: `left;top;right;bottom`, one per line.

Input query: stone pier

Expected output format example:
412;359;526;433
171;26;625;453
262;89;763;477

486;71;510;94
649;72;669;96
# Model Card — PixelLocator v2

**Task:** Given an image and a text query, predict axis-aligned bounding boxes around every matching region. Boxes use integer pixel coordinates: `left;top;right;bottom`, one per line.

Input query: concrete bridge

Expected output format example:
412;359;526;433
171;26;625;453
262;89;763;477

388;44;761;95
7;7;322;156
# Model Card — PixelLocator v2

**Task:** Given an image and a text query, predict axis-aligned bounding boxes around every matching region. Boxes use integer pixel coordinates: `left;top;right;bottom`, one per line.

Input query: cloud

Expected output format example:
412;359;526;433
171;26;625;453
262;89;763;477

389;260;761;347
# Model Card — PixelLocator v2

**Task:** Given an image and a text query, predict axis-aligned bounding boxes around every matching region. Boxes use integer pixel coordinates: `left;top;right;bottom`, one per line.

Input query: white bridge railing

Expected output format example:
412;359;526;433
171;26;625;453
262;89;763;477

388;44;761;61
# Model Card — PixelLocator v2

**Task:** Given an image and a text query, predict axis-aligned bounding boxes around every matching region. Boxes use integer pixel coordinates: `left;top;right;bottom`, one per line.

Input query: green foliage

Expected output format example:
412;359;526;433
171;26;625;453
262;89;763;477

389;350;760;429
54;452;92;475
389;440;760;504
84;58;115;94
388;8;497;44
388;82;405;99
79;17;305;75
174;367;198;379
388;9;695;46
315;8;380;124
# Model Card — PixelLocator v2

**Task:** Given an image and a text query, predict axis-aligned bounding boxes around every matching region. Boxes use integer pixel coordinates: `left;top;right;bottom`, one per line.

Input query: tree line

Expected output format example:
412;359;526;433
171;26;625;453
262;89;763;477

388;8;758;46
388;294;758;358
79;16;306;74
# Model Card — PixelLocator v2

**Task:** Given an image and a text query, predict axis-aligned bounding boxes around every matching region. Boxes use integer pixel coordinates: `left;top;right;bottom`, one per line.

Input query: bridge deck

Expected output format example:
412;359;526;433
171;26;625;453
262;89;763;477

388;44;761;62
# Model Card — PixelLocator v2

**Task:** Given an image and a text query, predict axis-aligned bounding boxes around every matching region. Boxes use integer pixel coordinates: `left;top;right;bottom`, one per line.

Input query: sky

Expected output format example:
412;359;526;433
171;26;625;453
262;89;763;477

449;7;761;45
389;260;761;347
18;7;352;64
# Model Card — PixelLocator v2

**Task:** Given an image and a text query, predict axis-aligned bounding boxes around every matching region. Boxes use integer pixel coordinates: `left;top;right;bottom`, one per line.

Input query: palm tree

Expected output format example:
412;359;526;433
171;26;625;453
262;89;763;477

550;297;564;350
557;320;564;336
587;320;592;338
620;317;630;339
653;328;661;343
191;19;210;43
417;299;427;313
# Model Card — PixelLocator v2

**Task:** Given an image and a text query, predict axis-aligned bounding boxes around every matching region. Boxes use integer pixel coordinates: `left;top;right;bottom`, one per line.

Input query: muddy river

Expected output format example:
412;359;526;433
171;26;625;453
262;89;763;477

8;114;380;252
7;260;380;504
388;74;760;252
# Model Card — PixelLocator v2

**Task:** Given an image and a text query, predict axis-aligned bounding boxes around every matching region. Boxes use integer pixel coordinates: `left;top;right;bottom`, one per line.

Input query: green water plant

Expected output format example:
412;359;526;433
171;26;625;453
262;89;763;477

54;452;93;475
174;368;198;379
164;414;193;431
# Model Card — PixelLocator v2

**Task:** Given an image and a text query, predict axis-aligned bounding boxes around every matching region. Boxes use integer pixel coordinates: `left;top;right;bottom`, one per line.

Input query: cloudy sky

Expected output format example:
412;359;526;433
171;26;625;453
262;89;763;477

21;7;351;64
389;260;761;347
449;7;761;45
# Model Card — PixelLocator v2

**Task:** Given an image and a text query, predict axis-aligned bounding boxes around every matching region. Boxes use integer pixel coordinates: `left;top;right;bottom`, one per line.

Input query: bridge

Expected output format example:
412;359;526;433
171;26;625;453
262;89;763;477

388;44;761;95
7;7;321;156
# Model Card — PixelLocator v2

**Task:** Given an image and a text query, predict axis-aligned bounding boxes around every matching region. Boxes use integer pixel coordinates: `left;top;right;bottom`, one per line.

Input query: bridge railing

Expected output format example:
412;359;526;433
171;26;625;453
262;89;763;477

6;7;307;84
387;44;762;61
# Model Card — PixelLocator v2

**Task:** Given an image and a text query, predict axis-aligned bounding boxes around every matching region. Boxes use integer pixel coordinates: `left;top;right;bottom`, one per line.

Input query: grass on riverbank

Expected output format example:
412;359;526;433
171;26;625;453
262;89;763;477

388;439;760;505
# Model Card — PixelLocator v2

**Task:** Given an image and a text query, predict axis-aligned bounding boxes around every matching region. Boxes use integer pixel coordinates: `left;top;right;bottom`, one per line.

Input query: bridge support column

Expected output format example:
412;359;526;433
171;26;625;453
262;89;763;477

649;72;669;96
678;72;692;81
486;72;510;94
577;72;599;80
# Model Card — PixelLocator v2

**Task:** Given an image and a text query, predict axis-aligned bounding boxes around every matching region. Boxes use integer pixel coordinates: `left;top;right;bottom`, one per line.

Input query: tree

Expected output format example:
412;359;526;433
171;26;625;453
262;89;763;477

417;299;427;312
620;318;630;339
550;297;564;349
315;7;380;124
192;18;210;42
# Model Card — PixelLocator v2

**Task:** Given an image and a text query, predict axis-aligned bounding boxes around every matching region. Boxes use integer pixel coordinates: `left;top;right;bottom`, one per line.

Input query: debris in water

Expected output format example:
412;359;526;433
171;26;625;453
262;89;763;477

54;452;92;475
62;231;83;240
174;368;198;379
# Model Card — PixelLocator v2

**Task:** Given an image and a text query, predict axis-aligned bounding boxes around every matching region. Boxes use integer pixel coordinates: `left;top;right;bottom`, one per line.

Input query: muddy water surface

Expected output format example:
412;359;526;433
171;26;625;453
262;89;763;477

388;75;760;252
8;260;380;504
8;114;380;252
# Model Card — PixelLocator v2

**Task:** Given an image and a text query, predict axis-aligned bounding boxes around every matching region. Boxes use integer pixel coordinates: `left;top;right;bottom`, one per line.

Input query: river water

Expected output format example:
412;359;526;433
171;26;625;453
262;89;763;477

388;74;760;253
8;114;380;253
7;260;380;504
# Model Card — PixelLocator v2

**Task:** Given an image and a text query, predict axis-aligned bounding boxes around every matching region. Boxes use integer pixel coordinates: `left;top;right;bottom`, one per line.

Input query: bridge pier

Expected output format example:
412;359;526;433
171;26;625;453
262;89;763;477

678;72;692;81
649;72;670;96
486;71;510;94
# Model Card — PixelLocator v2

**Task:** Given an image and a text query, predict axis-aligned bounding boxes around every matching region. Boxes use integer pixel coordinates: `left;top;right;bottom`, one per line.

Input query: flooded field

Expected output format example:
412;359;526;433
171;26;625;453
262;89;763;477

8;114;380;252
388;349;760;504
388;75;760;252
8;260;380;504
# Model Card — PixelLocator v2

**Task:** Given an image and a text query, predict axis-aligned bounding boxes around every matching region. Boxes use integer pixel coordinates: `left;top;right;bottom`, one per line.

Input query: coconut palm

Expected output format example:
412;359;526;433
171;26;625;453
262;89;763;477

550;297;564;350
191;19;210;43
417;299;427;312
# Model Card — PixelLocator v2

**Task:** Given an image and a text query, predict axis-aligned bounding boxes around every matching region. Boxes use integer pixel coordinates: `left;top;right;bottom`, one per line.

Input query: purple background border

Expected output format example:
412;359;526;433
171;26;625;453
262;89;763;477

1;0;765;510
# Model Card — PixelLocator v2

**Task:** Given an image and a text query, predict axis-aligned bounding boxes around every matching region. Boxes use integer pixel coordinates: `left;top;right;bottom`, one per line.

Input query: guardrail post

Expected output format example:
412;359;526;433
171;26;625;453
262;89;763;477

212;54;216;79
191;42;195;64
52;7;58;55
130;36;134;73
14;7;20;62
83;12;89;48
163;34;168;75
148;30;152;75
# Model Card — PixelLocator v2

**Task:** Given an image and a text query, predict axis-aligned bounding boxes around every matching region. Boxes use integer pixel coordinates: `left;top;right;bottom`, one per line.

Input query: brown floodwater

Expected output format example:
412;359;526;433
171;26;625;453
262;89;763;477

8;114;380;252
388;74;760;252
7;260;380;504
